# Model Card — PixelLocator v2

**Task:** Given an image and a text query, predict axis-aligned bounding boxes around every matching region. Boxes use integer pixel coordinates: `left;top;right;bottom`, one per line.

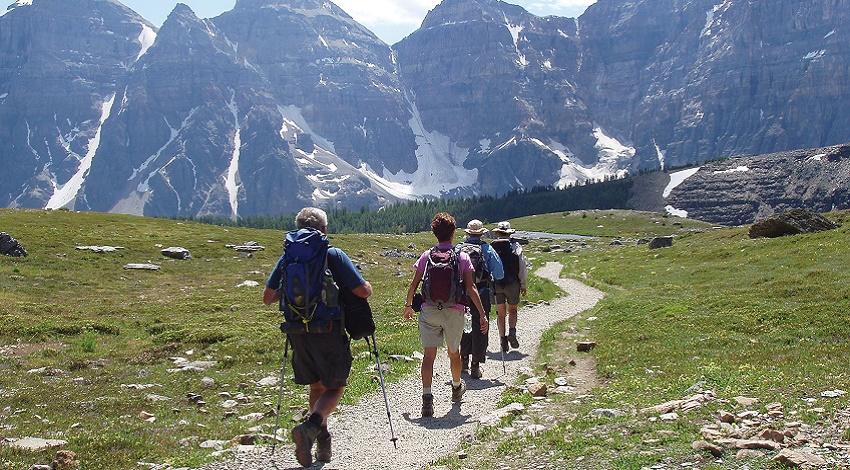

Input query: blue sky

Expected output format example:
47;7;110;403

120;0;597;45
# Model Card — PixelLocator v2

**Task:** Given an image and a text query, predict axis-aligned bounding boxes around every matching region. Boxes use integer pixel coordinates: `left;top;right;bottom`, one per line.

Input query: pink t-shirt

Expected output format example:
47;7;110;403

414;243;473;312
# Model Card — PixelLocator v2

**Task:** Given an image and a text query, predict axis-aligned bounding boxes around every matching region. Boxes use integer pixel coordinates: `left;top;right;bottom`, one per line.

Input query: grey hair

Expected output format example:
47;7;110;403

295;207;328;230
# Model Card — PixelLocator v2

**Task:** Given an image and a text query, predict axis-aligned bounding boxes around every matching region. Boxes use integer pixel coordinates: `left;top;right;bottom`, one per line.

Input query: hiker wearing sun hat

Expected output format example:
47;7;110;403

490;221;528;353
457;220;504;379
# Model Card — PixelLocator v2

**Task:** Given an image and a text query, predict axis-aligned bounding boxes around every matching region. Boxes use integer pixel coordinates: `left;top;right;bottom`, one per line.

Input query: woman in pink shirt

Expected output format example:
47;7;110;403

403;213;489;417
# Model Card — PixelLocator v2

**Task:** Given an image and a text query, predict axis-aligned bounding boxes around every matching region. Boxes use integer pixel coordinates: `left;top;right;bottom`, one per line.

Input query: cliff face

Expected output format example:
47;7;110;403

579;0;850;170
1;0;849;220
630;144;850;226
0;0;152;208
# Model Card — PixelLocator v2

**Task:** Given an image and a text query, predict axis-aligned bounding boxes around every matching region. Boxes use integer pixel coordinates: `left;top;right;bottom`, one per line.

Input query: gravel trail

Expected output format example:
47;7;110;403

201;262;604;470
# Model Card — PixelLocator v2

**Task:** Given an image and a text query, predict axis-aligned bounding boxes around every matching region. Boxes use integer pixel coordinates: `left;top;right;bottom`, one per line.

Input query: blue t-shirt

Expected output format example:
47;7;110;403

266;246;366;293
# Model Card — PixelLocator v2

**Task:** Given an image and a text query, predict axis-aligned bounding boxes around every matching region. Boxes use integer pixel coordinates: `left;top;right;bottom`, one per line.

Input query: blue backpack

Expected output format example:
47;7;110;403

278;228;340;333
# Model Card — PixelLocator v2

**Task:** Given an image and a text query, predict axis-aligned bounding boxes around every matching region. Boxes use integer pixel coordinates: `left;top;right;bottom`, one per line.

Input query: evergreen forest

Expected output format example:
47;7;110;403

179;177;633;233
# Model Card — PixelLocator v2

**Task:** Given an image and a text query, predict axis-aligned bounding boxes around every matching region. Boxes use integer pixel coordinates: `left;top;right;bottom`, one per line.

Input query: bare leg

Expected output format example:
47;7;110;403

421;347;438;389
447;347;462;383
508;303;518;330
496;303;507;337
308;382;344;426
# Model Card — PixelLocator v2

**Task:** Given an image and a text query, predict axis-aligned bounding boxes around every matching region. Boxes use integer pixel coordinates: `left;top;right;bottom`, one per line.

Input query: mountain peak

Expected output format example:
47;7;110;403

419;0;532;32
233;0;351;19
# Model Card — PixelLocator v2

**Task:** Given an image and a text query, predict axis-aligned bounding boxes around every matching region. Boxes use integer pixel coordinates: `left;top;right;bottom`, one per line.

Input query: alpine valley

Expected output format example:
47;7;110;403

1;0;848;219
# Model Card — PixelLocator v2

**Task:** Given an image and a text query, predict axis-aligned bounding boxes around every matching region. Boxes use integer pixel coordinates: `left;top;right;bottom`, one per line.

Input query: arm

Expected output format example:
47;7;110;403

516;244;528;295
352;281;372;298
403;270;424;321
463;270;489;333
263;287;279;306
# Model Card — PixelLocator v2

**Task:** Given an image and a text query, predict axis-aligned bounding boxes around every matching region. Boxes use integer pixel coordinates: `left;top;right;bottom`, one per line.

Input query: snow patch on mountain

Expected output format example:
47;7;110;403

225;92;241;220
526;138;628;188
370;100;477;199
47;94;116;209
0;0;32;18
278;105;336;153
131;108;198;184
663;167;701;217
505;16;528;67
714;166;749;174
135;24;157;61
663;167;701;198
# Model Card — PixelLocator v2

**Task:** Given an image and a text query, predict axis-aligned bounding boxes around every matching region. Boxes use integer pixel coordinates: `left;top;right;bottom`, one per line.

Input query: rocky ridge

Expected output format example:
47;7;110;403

1;0;849;218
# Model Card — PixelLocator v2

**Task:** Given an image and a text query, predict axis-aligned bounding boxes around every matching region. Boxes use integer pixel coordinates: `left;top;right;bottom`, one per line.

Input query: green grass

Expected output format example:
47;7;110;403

7;207;849;470
0;208;557;470
512;209;716;238
448;210;850;469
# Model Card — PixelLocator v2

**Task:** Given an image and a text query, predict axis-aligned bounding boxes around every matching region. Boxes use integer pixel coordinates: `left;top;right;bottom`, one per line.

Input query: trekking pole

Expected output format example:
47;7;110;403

271;336;290;455
369;333;398;449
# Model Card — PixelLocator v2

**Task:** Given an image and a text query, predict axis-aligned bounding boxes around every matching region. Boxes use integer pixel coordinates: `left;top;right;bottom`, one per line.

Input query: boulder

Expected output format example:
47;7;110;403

648;237;673;249
161;247;192;260
0;232;28;257
749;208;840;238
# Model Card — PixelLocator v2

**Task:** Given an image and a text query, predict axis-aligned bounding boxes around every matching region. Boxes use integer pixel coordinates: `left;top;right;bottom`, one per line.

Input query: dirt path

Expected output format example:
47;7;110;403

201;262;605;470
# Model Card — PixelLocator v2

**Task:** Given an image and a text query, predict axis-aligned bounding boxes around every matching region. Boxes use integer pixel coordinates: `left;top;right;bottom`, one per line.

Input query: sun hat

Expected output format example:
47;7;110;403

464;219;488;236
492;221;516;235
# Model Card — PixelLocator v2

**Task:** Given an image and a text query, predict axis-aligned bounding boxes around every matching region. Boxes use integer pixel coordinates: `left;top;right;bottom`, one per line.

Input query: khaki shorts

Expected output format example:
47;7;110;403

418;305;465;353
495;280;521;306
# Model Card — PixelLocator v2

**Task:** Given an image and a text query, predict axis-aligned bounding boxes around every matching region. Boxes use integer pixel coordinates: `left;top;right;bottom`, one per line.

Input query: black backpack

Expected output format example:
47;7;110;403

490;239;519;285
339;288;375;340
457;241;490;287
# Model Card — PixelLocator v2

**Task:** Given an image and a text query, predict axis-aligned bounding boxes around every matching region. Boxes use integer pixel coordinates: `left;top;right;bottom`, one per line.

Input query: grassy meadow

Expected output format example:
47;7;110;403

0;208;559;470
3;207;850;470
455;209;850;469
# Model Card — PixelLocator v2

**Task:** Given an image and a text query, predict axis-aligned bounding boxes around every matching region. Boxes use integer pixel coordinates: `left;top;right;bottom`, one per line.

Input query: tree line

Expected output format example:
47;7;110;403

177;177;633;234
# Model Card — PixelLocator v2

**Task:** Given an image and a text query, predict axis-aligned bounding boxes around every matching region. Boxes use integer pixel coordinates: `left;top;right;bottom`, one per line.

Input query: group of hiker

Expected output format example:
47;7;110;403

263;207;527;467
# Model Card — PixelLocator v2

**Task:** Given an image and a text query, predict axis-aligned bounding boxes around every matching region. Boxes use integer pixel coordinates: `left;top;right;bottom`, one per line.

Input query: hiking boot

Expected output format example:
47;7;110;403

451;380;467;403
316;429;332;462
500;336;509;352
508;328;519;349
422;393;434;417
461;356;470;375
291;420;321;467
470;363;482;379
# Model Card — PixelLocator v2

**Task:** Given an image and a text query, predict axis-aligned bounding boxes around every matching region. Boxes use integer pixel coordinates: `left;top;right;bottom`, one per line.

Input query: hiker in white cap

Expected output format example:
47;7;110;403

456;219;504;379
490;221;528;353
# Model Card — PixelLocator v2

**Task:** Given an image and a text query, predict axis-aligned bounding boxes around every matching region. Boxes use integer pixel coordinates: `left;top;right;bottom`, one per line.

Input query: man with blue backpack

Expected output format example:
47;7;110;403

263;207;372;467
457;220;503;379
403;213;489;417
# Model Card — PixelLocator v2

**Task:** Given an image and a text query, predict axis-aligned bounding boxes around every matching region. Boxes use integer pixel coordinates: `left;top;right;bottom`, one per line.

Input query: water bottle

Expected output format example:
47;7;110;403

463;310;472;334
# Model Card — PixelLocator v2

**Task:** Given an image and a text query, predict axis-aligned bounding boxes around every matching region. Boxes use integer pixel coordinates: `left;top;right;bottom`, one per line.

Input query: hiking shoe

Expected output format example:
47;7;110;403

500;336;509;352
291;420;321;467
508;332;519;349
451;380;467;403
316;430;332;462
422;393;434;417
461;356;470;375
471;363;482;379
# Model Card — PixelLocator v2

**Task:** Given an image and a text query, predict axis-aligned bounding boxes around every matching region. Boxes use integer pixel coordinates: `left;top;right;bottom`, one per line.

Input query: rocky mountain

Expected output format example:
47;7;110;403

0;0;848;219
628;143;850;226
